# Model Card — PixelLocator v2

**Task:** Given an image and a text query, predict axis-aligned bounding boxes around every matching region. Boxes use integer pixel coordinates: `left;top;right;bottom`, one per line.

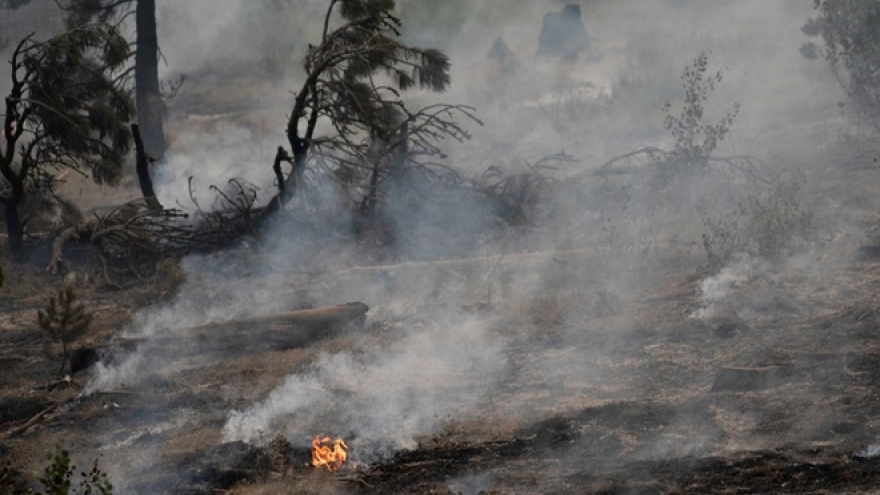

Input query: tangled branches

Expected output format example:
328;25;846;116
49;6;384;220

48;200;189;282
593;146;778;186
475;153;575;226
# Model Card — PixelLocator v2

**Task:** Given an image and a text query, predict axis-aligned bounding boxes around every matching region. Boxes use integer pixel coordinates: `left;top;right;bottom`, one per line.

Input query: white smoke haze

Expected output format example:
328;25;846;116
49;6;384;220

694;254;766;319
427;0;845;169
222;316;508;460
0;2;64;98
2;0;871;489
86;251;313;393
157;123;280;209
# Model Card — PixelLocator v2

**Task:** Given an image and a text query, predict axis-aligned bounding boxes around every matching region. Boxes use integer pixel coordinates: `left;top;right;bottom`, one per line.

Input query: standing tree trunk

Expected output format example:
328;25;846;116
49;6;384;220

135;0;165;162
3;195;23;255
131;123;162;210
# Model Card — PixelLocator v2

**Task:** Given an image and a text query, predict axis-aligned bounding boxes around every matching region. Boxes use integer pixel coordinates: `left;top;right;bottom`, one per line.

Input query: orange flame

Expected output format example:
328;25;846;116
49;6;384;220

311;435;348;472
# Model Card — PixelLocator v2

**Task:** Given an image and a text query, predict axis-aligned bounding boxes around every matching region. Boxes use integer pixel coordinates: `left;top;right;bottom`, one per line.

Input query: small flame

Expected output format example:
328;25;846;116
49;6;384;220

311;435;348;472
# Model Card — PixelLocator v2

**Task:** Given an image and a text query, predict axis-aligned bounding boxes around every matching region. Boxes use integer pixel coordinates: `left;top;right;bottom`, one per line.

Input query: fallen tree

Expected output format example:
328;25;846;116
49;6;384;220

578;145;777;186
336;248;596;277
47;125;256;281
85;302;369;368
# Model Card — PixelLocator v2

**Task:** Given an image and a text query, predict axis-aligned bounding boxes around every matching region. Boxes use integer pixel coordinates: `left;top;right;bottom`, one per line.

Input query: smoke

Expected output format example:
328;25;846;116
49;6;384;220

222;316;508;460
157;123;280;209
0;3;64;101
37;0;872;489
694;255;766;319
85;251;311;394
856;444;880;458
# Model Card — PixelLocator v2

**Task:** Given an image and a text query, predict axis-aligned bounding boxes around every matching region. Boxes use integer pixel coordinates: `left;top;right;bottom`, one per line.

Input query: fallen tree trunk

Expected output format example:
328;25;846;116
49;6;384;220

336;248;598;277
119;302;368;349
331;249;602;306
87;303;369;369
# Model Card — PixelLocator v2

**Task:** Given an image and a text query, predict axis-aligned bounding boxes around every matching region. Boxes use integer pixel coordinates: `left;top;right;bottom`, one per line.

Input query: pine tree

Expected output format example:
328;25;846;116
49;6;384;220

273;0;454;211
0;24;134;254
61;0;166;161
38;287;94;375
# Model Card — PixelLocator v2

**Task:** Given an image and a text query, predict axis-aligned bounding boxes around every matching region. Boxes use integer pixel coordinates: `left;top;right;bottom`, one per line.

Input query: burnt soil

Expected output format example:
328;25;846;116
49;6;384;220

5;243;880;495
3;149;880;495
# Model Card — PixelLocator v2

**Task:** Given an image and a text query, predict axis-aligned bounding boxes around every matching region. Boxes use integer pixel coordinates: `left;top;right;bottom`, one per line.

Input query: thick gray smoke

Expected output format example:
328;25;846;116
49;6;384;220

43;0;860;485
222;316;507;459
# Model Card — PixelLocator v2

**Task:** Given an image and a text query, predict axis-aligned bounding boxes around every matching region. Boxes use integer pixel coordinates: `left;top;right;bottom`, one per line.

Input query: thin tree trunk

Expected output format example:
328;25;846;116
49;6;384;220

262;146;292;220
361;161;381;218
131;123;162;210
135;0;165;162
59;340;68;376
4;197;23;255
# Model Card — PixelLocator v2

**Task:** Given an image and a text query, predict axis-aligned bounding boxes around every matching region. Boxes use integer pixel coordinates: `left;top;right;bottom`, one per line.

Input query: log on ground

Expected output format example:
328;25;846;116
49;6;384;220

87;302;369;369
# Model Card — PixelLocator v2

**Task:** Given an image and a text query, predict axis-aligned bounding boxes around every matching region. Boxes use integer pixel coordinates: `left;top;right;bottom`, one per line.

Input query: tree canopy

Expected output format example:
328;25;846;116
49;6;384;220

1;23;135;252
277;0;463;212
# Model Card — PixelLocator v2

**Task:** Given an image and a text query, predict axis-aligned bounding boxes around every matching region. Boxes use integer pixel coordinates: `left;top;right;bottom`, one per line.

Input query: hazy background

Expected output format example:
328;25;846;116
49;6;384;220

0;0;867;484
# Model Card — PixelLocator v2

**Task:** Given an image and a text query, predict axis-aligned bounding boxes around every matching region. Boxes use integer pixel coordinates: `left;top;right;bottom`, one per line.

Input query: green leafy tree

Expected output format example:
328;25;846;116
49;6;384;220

0;24;134;254
803;0;880;130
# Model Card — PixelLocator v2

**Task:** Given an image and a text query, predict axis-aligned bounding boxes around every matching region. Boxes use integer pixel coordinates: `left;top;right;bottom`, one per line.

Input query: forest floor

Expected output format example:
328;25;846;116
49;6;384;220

3;70;880;495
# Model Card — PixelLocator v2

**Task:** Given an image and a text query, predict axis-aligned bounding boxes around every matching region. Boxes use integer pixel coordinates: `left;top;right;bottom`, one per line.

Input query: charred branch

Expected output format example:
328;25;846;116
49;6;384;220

576;146;778;186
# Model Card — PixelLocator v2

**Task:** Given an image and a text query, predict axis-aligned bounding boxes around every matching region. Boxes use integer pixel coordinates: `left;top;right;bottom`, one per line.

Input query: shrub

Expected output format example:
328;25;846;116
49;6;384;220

659;53;740;182
1;459;19;495
701;180;812;274
38;447;112;495
1;448;113;495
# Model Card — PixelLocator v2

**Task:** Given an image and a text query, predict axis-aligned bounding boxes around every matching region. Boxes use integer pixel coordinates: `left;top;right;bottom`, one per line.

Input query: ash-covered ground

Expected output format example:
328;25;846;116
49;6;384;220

3;1;880;495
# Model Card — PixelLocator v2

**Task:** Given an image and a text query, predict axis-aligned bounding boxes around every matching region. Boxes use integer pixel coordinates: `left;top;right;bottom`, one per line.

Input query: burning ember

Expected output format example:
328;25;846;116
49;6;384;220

311;435;348;472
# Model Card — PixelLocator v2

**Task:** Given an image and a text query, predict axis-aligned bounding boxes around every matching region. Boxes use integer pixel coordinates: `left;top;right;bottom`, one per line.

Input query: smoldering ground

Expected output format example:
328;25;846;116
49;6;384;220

3;0;877;491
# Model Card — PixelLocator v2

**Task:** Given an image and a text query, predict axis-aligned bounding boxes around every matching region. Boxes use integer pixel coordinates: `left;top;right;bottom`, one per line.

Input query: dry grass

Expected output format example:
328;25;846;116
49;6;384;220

163;425;224;457
228;470;345;495
425;416;523;447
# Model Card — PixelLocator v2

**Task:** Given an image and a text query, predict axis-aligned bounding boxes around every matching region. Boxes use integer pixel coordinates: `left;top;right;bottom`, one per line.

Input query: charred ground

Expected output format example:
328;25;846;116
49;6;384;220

4;161;880;494
2;1;880;495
